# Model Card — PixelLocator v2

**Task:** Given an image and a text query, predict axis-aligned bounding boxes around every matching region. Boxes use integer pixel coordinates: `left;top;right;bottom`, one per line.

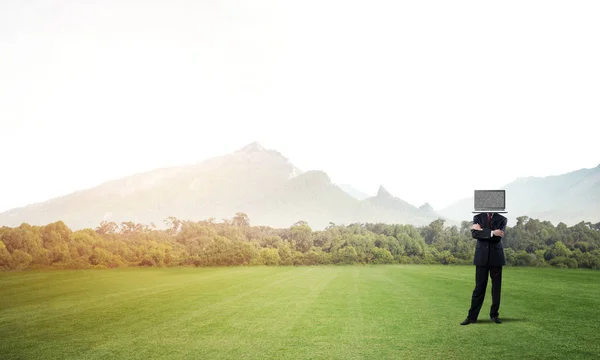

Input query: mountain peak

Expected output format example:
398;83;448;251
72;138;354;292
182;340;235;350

377;185;392;198
238;141;266;153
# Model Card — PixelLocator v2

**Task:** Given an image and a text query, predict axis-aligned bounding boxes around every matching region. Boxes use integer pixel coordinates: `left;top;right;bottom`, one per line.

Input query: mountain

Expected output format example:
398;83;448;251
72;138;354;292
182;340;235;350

240;175;447;229
0;142;302;229
438;164;600;226
366;185;418;212
337;184;371;200
0;142;444;230
359;186;442;227
241;170;366;228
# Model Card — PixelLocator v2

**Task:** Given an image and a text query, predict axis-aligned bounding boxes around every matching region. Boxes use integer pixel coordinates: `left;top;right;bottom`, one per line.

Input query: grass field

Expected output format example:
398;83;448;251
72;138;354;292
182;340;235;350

1;265;599;360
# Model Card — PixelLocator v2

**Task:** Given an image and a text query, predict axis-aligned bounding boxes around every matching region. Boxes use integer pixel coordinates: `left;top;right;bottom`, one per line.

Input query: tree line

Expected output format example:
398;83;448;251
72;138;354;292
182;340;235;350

1;212;600;270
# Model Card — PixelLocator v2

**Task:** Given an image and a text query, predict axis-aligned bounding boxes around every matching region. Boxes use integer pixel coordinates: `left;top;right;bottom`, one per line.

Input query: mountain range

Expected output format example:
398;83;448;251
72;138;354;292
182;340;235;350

0;142;441;230
1;142;598;230
438;164;600;226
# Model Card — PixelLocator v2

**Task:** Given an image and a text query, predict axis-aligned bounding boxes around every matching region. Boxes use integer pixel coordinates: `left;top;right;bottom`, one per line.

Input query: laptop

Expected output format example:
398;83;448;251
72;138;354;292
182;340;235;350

472;190;507;213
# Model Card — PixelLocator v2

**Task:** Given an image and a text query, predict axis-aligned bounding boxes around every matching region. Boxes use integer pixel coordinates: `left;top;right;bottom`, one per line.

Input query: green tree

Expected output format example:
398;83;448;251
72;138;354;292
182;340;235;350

9;249;32;270
232;212;250;227
371;247;394;264
0;241;12;269
289;221;313;253
334;246;358;264
259;248;281;265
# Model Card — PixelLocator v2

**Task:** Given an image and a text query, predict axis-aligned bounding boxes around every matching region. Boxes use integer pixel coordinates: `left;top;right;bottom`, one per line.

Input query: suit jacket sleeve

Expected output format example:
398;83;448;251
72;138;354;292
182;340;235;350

497;217;507;240
471;215;493;240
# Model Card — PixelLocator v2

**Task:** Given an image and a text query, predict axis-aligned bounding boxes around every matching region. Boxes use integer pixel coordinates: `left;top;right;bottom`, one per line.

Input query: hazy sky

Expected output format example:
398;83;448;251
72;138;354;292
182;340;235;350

1;0;599;213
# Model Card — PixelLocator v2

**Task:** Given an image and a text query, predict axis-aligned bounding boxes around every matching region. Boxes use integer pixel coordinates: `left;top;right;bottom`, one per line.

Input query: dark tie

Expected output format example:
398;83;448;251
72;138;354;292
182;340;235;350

488;213;492;226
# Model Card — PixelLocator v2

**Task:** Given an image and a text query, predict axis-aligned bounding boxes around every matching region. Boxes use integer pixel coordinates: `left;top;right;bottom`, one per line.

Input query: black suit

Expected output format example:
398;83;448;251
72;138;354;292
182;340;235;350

466;212;507;321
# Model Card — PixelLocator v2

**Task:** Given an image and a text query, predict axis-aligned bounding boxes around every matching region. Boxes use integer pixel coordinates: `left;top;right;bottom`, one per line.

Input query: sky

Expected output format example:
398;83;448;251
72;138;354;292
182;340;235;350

1;0;599;213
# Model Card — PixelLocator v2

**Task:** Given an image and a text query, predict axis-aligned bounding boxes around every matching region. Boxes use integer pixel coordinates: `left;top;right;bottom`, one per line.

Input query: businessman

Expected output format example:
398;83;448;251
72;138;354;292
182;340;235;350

460;212;507;325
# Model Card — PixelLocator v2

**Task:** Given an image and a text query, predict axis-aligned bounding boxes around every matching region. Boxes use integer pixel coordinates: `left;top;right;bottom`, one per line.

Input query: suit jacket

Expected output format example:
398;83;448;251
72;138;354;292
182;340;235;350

471;213;507;267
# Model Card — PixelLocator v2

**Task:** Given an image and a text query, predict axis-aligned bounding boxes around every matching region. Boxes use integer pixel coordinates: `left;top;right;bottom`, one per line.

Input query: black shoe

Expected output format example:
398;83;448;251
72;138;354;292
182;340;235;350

490;317;502;324
460;318;476;325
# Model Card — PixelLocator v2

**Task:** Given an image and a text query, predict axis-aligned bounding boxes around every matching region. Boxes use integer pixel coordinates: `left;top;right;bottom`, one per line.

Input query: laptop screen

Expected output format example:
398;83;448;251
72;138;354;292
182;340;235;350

474;190;505;210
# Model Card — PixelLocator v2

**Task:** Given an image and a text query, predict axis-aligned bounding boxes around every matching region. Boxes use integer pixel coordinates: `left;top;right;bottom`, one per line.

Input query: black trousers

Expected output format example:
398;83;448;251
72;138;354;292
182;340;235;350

467;266;502;320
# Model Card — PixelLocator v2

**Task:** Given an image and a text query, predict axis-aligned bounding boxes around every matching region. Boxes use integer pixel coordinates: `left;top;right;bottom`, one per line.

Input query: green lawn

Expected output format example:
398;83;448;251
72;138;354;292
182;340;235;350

1;265;599;360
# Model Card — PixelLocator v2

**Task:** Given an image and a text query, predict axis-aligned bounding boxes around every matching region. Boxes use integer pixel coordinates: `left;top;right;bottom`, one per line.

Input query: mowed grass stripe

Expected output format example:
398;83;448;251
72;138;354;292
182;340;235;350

1;266;599;360
0;267;253;324
1;267;294;359
0;267;339;360
278;266;401;359
177;267;341;360
95;267;337;360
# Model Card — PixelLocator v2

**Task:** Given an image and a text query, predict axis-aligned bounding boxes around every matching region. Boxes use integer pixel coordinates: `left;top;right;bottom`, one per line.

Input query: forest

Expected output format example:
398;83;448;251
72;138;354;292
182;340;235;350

1;212;600;270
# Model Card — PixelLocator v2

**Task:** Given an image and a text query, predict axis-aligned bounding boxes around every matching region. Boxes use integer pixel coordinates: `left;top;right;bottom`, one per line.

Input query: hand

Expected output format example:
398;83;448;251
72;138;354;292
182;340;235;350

472;224;482;231
493;229;504;237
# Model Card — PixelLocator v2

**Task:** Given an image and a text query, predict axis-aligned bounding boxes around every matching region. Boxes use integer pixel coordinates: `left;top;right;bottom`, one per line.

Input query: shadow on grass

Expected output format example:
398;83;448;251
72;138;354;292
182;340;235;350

499;317;525;323
478;317;526;323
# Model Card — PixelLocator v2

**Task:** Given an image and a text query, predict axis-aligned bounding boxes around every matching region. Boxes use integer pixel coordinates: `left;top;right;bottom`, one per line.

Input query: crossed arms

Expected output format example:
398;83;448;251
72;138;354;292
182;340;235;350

471;216;506;240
